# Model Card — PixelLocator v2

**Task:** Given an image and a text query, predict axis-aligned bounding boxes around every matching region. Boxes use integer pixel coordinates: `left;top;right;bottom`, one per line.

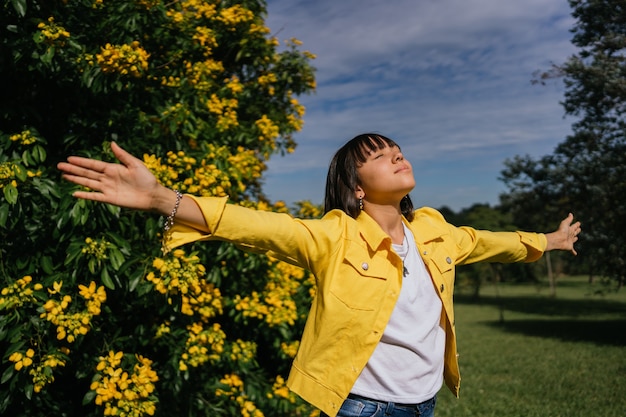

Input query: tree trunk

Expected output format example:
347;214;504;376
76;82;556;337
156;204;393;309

546;251;556;297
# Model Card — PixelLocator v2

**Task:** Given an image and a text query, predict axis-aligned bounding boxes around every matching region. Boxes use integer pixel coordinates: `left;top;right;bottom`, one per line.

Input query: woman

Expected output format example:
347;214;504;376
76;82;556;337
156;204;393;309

58;133;581;417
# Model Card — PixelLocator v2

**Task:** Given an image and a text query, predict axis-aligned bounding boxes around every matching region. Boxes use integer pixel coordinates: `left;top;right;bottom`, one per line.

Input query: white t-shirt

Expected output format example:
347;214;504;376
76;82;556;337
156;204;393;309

350;225;445;403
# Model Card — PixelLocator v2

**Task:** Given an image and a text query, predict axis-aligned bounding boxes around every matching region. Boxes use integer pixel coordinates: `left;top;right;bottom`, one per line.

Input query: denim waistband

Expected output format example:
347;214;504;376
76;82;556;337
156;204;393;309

347;393;435;410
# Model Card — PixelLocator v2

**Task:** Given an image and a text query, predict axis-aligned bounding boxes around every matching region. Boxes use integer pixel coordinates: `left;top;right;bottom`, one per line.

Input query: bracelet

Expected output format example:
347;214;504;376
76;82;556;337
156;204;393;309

162;189;183;253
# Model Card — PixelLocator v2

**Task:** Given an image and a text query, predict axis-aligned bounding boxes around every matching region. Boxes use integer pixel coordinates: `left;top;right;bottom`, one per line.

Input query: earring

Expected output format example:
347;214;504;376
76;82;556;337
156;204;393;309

359;197;364;210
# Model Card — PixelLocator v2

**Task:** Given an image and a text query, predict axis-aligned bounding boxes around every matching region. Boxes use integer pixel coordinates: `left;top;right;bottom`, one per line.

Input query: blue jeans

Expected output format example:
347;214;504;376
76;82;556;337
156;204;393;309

322;394;437;417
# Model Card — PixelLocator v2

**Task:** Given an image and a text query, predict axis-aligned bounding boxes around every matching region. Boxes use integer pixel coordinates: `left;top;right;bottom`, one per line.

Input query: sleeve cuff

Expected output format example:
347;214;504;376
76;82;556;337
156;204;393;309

166;195;229;250
519;232;548;262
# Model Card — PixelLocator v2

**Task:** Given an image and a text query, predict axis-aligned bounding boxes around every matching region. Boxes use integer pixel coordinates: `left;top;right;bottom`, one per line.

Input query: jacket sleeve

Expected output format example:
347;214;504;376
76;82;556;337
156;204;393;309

166;195;342;271
415;207;547;265
452;226;547;265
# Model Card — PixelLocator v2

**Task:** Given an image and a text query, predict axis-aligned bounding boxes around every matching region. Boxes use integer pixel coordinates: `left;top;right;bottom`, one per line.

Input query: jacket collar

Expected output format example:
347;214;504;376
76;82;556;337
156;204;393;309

355;211;393;251
407;209;449;244
355;209;447;249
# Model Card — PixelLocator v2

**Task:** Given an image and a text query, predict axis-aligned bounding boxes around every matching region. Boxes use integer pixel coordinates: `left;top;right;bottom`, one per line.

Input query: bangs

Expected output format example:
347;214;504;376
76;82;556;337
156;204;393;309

350;134;400;165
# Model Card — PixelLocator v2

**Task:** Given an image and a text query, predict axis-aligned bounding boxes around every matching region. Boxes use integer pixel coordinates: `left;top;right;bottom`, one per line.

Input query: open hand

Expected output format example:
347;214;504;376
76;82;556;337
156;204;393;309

545;213;581;255
57;142;161;211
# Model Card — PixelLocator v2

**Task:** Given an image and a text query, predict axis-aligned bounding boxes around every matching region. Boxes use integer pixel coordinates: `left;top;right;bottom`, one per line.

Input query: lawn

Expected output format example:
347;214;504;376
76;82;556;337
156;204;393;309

435;276;626;417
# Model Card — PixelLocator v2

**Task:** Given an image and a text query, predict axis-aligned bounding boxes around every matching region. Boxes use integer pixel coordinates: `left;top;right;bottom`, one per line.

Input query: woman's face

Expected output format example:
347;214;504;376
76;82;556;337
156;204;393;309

355;143;415;205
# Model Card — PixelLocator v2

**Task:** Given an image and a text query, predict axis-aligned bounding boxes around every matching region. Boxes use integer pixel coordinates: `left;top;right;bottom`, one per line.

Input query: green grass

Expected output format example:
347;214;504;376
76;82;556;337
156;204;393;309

435;276;626;417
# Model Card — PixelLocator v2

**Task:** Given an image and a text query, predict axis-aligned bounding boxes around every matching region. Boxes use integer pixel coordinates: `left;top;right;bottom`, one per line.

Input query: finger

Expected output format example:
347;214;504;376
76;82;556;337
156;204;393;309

58;161;105;182
60;173;104;192
58;157;109;176
562;212;574;227
72;190;108;202
111;142;141;167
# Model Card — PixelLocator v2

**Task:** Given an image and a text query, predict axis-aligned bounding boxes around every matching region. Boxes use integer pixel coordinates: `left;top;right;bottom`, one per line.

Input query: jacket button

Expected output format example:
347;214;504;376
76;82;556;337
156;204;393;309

446;257;452;264
440;284;445;292
361;262;369;271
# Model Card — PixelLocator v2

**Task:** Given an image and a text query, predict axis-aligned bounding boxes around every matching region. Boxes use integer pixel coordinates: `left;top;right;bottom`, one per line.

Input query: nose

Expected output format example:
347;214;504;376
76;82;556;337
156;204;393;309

394;152;404;162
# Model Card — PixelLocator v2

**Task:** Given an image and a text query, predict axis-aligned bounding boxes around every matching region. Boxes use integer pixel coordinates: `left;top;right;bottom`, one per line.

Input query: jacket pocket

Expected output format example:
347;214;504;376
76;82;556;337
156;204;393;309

329;245;393;311
429;249;456;297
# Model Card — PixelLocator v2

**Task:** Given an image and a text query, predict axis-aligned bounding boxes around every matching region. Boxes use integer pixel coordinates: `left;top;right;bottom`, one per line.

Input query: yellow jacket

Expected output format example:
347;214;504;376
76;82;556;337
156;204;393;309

169;196;547;417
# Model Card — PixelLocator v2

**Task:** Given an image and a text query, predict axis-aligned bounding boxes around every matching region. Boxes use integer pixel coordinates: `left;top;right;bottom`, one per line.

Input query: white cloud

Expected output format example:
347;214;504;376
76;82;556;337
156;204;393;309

263;0;577;211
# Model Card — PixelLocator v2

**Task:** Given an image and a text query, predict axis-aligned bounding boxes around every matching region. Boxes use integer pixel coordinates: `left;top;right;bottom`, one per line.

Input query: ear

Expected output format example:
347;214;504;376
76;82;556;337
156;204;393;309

354;185;364;200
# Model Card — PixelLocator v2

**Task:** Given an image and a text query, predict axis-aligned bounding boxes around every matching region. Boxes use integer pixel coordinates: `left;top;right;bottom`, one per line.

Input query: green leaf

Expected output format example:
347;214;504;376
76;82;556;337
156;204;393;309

69;200;84;225
88;258;96;275
40;256;54;274
109;248;125;271
80;207;90;225
105;203;121;216
0;204;9;227
3;184;18;205
21;149;33;166
33;145;46;163
0;323;7;341
68;39;82;51
32;31;44;44
24;383;33;400
128;269;143;292
13;164;27;181
40;47;55;65
1;366;14;385
64;242;83;266
11;0;27;17
101;266;115;290
82;390;96;406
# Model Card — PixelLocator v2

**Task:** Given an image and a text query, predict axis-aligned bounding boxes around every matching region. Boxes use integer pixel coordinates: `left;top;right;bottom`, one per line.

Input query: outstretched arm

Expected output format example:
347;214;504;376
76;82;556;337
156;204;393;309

57;142;209;231
544;213;581;255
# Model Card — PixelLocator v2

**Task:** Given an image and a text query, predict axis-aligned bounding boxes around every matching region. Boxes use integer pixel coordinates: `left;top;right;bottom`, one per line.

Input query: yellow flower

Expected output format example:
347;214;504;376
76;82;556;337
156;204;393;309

217;5;254;26
49;280;63;295
226;75;243;94
37;17;70;45
79;281;107;304
94;42;150;78
81;237;111;259
0;275;42;309
280;341;300;358
9;130;38;145
29;352;67;392
91;352;159;415
192;26;217;52
255;115;280;142
9;349;35;371
78;281;96;299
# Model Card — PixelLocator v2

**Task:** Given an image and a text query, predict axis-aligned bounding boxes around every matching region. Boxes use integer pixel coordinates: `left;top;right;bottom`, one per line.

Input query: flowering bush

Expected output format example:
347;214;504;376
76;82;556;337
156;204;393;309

0;1;319;416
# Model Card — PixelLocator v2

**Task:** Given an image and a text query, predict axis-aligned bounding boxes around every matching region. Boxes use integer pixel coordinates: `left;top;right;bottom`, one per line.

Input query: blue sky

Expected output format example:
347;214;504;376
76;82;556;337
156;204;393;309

262;0;577;211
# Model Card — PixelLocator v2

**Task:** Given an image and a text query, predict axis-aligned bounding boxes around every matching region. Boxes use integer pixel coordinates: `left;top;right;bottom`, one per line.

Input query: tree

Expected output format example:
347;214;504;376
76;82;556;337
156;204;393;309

500;0;626;289
0;1;318;416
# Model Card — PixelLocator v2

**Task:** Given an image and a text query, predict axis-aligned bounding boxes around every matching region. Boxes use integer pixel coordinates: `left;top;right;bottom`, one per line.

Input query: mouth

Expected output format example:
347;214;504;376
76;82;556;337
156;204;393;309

394;165;411;174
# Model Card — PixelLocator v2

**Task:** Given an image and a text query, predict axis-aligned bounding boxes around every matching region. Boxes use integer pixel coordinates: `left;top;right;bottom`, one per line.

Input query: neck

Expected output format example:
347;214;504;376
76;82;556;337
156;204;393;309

363;204;405;244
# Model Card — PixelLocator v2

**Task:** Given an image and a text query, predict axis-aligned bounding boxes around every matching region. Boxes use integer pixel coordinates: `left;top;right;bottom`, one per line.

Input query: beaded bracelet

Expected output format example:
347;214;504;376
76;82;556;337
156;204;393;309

162;189;183;253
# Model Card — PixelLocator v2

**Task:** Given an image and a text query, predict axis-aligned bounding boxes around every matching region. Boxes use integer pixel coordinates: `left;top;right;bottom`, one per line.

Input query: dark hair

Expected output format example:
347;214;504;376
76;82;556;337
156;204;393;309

324;133;415;221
